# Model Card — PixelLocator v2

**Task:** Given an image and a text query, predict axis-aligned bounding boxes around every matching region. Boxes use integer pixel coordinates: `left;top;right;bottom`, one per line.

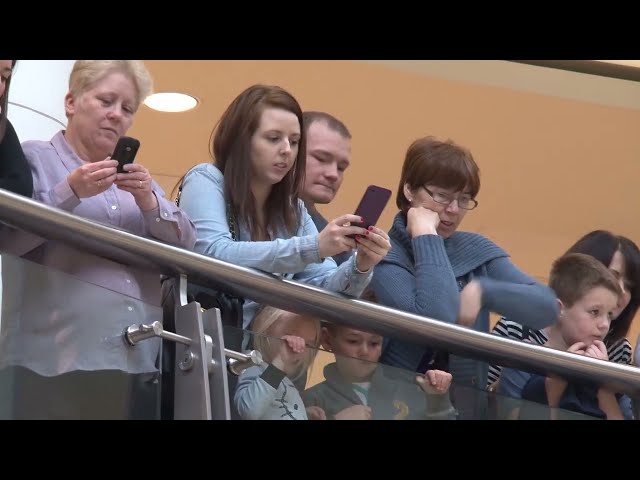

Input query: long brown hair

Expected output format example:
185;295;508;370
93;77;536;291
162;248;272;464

212;84;306;239
565;230;640;344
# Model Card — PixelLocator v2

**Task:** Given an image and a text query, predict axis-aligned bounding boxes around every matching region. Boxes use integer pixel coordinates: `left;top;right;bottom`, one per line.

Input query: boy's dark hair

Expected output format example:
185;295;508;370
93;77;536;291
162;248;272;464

549;253;622;307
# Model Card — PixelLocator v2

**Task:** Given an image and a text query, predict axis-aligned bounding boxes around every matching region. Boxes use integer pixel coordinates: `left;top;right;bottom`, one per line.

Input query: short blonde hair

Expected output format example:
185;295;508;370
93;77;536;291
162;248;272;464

68;60;153;109
251;305;321;381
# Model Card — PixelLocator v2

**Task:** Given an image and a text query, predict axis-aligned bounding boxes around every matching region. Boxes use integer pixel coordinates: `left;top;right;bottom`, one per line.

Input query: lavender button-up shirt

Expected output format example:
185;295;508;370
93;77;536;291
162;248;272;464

0;131;196;376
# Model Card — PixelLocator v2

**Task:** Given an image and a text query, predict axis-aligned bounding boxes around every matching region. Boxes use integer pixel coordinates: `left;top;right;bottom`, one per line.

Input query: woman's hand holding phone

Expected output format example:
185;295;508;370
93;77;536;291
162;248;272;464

353;225;391;272
349;185;392;271
317;214;364;259
317;185;393;270
67;159;118;199
115;163;158;211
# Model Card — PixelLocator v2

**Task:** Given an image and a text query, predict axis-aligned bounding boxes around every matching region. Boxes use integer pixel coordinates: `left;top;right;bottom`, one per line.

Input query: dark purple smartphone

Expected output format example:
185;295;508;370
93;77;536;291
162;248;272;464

112;136;140;173
349;185;392;238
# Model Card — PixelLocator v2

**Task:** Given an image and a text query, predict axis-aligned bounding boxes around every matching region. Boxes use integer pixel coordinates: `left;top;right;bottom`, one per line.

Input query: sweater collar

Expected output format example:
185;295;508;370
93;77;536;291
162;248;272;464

389;211;508;277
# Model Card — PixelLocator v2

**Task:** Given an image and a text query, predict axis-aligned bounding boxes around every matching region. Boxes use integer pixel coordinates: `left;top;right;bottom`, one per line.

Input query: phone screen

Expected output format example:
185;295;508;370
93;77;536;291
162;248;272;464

350;185;392;236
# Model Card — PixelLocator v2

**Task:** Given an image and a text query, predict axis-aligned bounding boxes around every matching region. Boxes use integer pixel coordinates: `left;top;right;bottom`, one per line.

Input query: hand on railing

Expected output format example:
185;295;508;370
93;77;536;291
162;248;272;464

417;369;452;395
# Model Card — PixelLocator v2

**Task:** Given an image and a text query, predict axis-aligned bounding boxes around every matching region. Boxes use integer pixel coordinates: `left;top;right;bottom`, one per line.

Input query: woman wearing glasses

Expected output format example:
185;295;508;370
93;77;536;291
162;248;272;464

369;136;558;406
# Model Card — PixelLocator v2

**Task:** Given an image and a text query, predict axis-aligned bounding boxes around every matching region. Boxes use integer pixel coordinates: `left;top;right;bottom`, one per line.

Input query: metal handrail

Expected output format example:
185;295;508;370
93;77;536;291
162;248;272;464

0;188;638;394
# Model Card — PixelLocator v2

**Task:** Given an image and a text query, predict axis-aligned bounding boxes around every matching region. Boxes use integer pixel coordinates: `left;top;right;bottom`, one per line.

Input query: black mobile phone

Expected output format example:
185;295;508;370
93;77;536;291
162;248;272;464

112;136;140;173
349;185;392;237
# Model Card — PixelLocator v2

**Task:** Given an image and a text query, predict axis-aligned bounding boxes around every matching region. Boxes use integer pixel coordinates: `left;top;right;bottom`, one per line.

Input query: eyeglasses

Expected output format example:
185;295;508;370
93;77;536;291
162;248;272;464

423;186;478;210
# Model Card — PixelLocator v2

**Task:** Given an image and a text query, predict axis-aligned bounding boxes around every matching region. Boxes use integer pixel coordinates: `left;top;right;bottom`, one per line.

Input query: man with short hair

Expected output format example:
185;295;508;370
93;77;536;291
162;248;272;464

301;111;352;265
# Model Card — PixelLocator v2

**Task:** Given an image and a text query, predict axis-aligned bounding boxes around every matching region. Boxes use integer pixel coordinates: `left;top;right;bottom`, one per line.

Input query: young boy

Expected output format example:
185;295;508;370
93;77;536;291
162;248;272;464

302;297;457;420
500;253;624;420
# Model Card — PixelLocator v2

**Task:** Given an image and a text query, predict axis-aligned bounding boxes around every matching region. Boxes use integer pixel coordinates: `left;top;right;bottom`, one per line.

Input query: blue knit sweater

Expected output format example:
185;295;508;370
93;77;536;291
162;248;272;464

370;212;559;389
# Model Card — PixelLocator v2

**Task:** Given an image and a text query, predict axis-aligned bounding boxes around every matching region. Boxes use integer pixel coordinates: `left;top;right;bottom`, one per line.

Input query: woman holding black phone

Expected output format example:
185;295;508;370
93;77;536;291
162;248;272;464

0;60;196;419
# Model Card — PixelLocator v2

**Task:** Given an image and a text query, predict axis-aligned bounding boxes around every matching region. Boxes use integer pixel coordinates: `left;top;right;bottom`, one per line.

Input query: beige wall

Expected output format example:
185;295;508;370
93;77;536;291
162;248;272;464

131;60;640;352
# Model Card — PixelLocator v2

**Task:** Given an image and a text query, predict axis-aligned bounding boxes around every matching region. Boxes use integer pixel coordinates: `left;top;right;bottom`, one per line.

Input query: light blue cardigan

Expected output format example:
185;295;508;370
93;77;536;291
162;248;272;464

177;163;372;329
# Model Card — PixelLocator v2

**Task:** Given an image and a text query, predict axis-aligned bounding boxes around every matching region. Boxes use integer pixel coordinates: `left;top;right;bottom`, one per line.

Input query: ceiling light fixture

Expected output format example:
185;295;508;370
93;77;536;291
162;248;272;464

144;92;199;112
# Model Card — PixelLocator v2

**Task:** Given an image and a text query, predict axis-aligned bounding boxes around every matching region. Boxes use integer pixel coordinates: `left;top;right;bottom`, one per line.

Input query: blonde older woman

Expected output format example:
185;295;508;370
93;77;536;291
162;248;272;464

0;60;196;419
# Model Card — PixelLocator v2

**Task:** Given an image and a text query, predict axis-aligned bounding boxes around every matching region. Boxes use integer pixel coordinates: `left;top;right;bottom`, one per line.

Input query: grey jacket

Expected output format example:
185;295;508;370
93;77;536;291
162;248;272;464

302;363;456;420
235;363;308;420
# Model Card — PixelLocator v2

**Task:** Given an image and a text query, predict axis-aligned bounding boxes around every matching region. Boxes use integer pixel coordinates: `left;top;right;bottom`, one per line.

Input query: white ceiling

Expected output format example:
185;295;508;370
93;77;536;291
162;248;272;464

596;60;640;67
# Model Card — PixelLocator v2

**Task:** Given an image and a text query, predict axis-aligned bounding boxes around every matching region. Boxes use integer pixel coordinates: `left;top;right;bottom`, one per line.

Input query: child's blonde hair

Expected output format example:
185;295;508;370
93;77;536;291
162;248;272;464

251;305;321;381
